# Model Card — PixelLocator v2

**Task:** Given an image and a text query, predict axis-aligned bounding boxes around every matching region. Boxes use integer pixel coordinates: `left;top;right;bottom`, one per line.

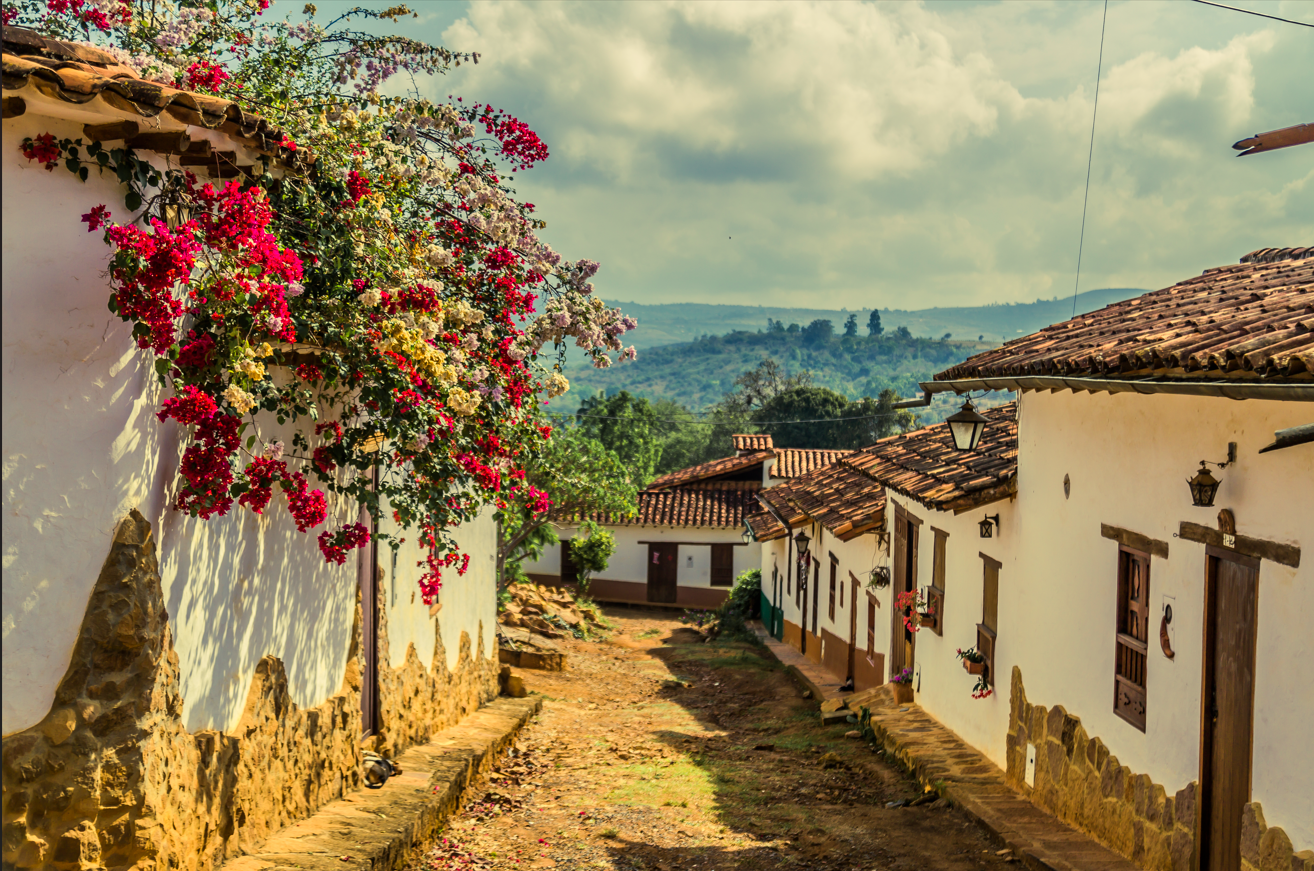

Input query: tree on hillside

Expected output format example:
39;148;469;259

767;318;785;334
844;314;859;337
835;389;920;449
576;391;664;484
723;358;814;414
802;319;835;346
786;323;801;334
754;385;850;449
868;310;884;336
894;325;912;339
496;425;637;588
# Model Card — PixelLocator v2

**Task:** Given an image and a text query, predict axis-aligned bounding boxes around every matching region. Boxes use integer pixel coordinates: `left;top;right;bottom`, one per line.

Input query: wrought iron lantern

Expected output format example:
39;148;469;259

946;399;989;451
793;529;811;563
979;514;1000;538
1187;443;1235;508
741;522;754;544
1187;462;1221;508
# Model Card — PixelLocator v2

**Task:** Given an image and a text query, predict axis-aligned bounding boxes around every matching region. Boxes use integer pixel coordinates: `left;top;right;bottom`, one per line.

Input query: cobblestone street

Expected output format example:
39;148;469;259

411;608;1013;871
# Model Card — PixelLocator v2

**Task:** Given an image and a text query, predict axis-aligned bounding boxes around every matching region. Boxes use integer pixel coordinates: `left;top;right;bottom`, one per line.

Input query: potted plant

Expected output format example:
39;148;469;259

889;666;914;703
956;648;992;699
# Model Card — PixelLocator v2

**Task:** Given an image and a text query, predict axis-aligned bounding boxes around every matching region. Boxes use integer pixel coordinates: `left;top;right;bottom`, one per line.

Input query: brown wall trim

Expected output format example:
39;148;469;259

1179;521;1300;568
1100;523;1169;559
930;525;950;539
979;552;1002;570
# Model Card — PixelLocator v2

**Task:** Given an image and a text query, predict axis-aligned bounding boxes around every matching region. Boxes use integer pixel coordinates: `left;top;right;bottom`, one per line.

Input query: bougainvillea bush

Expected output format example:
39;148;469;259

8;0;636;602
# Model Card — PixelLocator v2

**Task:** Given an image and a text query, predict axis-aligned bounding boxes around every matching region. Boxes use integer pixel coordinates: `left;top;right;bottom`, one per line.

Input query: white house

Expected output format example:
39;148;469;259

524;434;844;607
750;404;1018;704
2;31;500;871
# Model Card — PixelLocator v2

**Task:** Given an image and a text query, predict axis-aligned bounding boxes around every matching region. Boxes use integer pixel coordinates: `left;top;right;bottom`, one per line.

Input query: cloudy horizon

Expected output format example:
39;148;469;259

370;0;1311;310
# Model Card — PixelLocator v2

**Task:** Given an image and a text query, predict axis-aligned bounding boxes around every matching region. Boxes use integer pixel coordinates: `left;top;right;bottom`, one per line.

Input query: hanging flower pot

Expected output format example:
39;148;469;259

962;658;984;675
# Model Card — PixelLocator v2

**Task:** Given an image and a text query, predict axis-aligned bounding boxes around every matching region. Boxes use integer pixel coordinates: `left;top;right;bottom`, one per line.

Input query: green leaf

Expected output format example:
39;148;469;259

78;166;89;182
246;435;256;450
125;191;143;211
154;358;171;377
107;295;119;314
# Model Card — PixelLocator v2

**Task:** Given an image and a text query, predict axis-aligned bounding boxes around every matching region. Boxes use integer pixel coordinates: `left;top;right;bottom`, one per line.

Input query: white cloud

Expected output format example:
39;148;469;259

428;0;1311;309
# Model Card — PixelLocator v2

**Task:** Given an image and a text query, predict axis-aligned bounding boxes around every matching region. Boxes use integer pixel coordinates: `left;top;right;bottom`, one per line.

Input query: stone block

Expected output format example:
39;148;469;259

1292;850;1314;871
1100;757;1117;798
1134;772;1151;817
1147;784;1166;827
1176;782;1196;830
1069;723;1089;770
1030;704;1048;741
1045;740;1067;791
1162;795;1175;831
1260;826;1294;871
1046;705;1067;743
1243;802;1268;868
1087;736;1108;774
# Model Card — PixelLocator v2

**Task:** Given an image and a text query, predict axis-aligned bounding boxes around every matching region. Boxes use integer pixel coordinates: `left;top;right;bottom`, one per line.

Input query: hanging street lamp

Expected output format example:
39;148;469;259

946;399;990;452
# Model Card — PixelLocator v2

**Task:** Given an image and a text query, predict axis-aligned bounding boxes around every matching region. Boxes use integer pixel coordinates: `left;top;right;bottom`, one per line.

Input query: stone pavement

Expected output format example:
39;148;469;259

752;622;1140;871
221;696;541;871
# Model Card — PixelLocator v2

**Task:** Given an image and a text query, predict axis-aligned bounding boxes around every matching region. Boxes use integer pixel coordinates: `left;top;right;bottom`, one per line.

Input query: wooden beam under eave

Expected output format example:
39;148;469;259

1178;521;1300;568
84;120;139;141
947;480;1018;515
3;97;28;119
1233;123;1314;156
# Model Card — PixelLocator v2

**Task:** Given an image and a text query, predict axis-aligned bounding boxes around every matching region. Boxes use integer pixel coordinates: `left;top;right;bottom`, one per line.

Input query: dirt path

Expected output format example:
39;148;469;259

413;608;1012;871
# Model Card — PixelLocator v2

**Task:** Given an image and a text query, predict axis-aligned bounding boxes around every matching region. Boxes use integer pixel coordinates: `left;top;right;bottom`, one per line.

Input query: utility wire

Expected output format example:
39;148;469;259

1188;0;1314;28
1071;0;1109;320
549;399;965;427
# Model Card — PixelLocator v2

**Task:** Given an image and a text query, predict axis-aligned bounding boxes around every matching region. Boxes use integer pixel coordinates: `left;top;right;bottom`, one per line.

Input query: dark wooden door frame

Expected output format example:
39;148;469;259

890;504;920;679
1198;544;1260;871
358;464;380;737
847;573;860;679
799;547;810;655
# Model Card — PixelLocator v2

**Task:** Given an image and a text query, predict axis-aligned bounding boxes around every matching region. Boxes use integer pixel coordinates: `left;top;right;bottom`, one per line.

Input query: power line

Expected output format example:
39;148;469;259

1072;0;1109;320
1188;0;1314;28
548;398;967;427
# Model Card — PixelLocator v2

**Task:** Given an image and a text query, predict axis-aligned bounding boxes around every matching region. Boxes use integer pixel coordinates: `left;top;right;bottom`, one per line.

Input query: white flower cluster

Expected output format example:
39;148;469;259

154;7;214;55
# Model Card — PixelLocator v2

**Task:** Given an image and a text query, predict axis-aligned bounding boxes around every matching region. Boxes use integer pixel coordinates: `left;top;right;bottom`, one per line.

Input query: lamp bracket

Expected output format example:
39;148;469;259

1200;442;1237;470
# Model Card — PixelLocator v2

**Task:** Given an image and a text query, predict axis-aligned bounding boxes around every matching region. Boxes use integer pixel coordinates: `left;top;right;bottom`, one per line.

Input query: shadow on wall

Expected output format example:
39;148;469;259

160;489;357;734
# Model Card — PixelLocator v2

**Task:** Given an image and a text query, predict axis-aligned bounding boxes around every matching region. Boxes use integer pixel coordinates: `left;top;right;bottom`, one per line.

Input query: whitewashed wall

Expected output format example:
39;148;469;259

3;103;497;737
524;523;759;589
381;503;498;671
885;489;1018;767
1010;390;1312;848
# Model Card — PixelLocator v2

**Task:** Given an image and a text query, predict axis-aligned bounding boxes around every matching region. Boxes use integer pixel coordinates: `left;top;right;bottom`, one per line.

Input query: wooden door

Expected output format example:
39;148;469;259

847;574;860;679
812;557;821;637
647;543;678;604
890;514;908;677
358;466;380;736
1200;547;1260;871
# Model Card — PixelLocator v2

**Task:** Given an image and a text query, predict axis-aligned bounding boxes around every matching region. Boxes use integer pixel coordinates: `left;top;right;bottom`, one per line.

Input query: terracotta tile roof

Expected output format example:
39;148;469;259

3;27;305;170
746;508;787;542
564;481;762;529
936;250;1314;384
756;459;886;542
732;433;774;452
647;451;774;490
843;403;1018;513
771;448;850;479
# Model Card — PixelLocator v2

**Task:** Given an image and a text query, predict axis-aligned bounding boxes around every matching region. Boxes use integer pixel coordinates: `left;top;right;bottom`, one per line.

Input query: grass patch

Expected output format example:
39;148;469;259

605;760;716;809
635;628;662;639
599;827;619;839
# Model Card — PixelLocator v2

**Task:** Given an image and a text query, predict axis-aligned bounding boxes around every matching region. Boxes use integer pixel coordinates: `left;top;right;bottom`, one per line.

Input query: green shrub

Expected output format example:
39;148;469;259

714;569;762;641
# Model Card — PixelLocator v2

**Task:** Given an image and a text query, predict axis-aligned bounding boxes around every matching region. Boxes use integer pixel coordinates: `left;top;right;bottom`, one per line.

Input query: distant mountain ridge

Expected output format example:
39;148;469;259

605;288;1146;349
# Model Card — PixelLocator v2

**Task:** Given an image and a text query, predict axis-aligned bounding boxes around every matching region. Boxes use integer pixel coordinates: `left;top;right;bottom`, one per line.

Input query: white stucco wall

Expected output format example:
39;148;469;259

758;524;893;672
884;490;1018;768
3;104;497;737
1009;390;1312;848
524;523;759;590
380;503;498;671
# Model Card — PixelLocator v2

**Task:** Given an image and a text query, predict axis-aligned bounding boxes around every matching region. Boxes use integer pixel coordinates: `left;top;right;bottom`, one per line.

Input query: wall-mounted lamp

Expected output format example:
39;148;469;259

979;514;1000;538
793;529;812;563
741;522;754;544
1187;442;1236;508
946;399;989;452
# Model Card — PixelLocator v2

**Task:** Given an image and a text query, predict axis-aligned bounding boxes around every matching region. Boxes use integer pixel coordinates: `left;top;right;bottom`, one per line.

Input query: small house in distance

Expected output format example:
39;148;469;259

523;435;845;607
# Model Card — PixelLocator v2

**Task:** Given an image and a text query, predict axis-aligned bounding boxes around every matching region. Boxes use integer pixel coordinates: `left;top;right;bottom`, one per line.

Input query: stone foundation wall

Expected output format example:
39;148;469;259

2;511;499;871
1005;667;1312;871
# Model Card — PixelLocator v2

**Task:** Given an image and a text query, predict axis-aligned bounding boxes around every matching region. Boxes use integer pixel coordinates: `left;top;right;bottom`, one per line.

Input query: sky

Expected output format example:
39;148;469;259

349;0;1311;310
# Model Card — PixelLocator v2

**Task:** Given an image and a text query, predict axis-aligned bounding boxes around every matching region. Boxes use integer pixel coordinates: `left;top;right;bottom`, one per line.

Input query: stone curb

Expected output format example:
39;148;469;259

221;696;542;871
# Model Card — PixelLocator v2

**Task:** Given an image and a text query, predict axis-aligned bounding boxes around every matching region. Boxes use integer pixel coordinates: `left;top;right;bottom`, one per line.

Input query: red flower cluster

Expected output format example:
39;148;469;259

476;105;549;171
296;362;323;381
46;0;130;32
284;471;329;532
21;134;60;170
238;456;286;514
346;170;371;205
317;523;370;564
158;387;241;519
81;204;111;231
107;219;201;354
183;61;231;94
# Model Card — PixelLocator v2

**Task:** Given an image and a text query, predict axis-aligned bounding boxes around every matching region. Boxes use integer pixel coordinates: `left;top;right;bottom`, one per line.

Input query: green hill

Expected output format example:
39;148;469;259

551;288;1147;419
605;288;1145;350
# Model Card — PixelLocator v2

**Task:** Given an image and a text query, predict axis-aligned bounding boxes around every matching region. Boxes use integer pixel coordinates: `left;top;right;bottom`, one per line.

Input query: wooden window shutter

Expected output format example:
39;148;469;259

710;544;735;587
927;528;948;636
828;557;838;621
866;595;876;658
978;553;1001;683
1114;547;1150;731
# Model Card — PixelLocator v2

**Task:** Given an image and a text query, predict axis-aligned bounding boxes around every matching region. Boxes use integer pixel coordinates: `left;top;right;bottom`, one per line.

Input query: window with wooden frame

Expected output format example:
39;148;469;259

828;555;838;621
1114;546;1150;731
977;553;1001;684
926;528;948;636
710;544;735;587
